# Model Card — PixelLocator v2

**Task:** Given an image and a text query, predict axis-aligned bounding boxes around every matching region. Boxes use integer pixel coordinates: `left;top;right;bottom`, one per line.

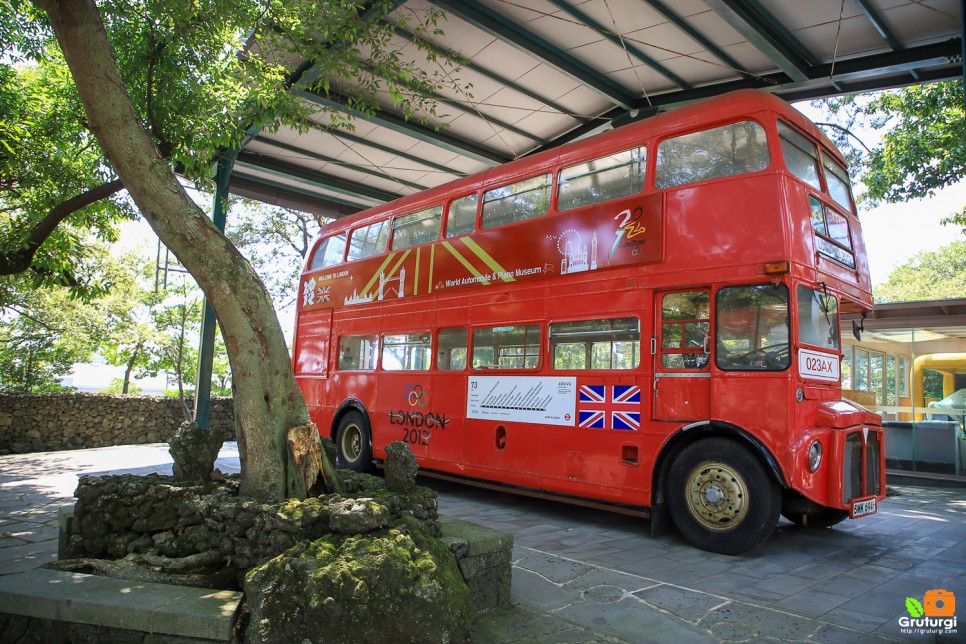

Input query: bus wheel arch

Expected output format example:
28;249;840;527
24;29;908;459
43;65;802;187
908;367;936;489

332;400;374;473
653;424;785;555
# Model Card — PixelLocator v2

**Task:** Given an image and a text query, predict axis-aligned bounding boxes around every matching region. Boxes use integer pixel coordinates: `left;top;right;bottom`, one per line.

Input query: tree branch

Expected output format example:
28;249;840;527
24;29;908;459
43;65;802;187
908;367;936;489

0;178;124;276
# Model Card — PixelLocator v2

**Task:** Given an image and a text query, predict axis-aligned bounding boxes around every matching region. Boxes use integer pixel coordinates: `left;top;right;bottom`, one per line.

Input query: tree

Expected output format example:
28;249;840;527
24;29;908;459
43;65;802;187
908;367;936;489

10;0;458;500
0;253;110;392
0;48;132;295
874;240;966;303
226;198;327;310
817;81;965;229
99;253;164;394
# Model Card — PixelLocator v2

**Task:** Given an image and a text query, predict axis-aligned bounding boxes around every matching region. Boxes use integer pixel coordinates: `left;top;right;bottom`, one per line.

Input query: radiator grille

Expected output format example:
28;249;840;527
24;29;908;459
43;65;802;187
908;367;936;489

843;432;863;504
843;430;881;504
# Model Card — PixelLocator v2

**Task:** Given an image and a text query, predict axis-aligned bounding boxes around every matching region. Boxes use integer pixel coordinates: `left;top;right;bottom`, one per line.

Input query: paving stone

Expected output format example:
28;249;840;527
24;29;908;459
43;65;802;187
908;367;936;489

822;607;895;633
698;602;820;641
470;604;624;643
633;584;729;623
562;566;658;596
515;549;594;584
554;595;717;644
510;567;581;611
770;588;854;618
810;623;900;643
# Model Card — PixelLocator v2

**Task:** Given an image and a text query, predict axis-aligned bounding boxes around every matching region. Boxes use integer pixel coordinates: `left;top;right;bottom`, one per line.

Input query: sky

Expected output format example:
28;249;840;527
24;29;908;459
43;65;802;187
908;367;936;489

859;182;963;285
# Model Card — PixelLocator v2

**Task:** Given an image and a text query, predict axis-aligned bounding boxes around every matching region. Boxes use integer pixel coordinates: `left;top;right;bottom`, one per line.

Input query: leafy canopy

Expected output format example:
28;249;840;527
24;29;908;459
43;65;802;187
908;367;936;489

818;81;966;206
874;240;966;304
0;0;457;294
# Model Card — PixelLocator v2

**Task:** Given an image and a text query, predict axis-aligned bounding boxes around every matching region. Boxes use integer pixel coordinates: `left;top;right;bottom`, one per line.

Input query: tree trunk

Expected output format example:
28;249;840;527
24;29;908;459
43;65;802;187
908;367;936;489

37;0;308;501
122;342;141;394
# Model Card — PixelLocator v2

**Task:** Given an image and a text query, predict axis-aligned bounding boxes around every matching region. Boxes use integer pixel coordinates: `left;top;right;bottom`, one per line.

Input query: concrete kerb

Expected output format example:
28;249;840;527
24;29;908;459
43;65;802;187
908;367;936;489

0;567;242;641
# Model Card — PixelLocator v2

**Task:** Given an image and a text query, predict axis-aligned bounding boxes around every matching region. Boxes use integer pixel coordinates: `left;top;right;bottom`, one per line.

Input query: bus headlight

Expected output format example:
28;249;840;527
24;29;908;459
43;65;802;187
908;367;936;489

808;440;822;472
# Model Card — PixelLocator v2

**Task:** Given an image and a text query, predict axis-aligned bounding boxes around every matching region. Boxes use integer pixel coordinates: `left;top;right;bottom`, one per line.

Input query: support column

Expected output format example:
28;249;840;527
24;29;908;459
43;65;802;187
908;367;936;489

193;151;237;429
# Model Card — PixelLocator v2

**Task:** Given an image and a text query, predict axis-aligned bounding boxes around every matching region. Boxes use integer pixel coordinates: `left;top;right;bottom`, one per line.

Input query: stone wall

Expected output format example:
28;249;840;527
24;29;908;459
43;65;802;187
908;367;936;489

0;393;234;455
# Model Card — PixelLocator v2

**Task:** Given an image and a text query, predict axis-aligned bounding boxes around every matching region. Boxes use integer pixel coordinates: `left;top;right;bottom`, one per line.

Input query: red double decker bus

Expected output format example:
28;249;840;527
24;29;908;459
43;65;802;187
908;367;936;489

293;89;884;554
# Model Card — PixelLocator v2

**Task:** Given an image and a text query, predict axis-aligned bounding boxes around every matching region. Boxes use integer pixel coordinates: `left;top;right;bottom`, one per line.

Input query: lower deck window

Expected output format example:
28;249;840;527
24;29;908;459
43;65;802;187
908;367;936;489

472;325;541;369
437;328;468;370
551;317;640;370
382;333;431;370
338;335;378;370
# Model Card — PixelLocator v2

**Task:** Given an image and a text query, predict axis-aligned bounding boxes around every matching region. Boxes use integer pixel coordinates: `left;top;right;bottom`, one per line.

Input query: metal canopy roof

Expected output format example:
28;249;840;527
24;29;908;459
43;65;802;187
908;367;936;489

231;0;964;219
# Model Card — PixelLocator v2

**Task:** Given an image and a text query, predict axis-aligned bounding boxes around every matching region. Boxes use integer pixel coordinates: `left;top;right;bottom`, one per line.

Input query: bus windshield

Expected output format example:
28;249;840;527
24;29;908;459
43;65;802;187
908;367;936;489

716;284;790;371
797;286;839;350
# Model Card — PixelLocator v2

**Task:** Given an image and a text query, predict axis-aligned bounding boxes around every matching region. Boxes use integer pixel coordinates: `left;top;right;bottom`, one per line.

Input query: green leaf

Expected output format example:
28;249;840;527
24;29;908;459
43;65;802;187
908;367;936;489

906;597;924;618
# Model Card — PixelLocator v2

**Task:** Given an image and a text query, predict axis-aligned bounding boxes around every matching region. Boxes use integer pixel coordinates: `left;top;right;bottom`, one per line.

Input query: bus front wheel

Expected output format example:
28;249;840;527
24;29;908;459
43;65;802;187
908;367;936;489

667;438;780;555
335;410;374;473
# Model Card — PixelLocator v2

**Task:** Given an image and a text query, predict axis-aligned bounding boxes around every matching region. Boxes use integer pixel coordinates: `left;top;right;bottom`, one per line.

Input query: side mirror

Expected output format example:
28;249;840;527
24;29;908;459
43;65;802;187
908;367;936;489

852;319;864;341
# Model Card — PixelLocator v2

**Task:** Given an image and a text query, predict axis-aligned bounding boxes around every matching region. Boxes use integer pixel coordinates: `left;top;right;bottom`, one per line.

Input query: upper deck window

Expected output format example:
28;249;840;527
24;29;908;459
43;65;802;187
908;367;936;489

392;206;442;250
809;196;855;268
655;120;769;189
308;233;347;271
445;194;478;238
347;220;390;262
558;147;646;211
778;121;821;190
481;174;551;229
822;156;853;210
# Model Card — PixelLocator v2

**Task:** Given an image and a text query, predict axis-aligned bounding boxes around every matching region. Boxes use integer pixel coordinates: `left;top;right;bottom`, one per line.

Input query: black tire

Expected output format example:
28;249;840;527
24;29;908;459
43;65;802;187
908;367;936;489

781;508;849;529
335;410;374;473
667;437;780;555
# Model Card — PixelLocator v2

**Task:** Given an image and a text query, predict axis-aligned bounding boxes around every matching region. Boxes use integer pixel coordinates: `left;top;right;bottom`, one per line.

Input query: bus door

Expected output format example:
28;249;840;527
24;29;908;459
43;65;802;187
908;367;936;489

653;289;712;421
293;309;333;414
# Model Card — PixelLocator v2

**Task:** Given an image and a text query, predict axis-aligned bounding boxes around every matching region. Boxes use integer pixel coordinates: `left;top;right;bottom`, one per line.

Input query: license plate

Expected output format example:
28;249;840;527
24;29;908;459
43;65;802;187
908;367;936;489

851;497;877;518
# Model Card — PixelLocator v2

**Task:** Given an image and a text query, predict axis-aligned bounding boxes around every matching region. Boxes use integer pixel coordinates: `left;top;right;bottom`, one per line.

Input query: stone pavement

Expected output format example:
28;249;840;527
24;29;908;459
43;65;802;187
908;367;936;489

1;444;964;643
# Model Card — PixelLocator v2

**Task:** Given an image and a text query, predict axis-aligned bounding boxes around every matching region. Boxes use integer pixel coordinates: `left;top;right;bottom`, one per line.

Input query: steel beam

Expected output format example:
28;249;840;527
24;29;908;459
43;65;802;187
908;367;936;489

640;0;750;78
432;0;637;110
545;0;690;89
295;89;508;165
534;39;962;151
390;22;588;126
854;0;903;51
193;151;236;430
252;136;430;192
704;0;815;82
236;151;399;205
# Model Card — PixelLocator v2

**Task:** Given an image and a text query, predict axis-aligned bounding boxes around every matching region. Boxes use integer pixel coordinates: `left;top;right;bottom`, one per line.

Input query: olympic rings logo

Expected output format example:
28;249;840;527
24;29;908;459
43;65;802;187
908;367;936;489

404;384;428;407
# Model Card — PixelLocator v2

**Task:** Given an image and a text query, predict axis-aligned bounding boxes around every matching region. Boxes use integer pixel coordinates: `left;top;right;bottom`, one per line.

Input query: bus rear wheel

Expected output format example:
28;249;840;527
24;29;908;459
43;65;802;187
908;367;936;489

667;438;780;555
335;410;374;473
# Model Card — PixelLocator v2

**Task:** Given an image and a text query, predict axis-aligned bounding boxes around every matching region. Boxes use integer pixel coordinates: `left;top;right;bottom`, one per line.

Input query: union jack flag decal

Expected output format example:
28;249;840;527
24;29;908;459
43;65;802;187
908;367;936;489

316;285;331;303
578;384;640;430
